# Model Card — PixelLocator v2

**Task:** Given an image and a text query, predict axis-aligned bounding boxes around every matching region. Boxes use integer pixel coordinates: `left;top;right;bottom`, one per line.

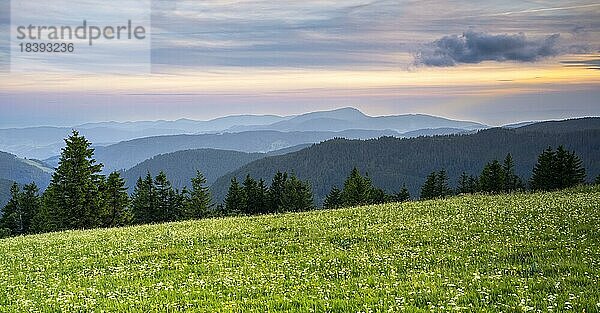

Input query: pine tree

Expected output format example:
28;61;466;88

595;174;600;185
242;175;267;215
555;146;586;188
44;130;104;230
32;188;56;234
102;172;131;227
457;172;470;194
420;171;437;200
257;179;269;213
323;186;343;209
2;182;41;236
369;187;388;204
531;146;586;191
19;182;40;235
154;171;179;222
131;172;155;224
480;160;504;193
457;172;478;194
268;171;288;213
0;183;22;237
396;185;410;202
182;171;212;219
531;147;556;191
502;154;522;192
421;170;452;199
435;170;453;197
341;167;373;206
224;177;244;216
283;174;314;212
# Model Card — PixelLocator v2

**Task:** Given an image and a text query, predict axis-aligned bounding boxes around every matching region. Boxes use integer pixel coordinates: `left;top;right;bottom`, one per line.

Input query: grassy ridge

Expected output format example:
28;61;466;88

1;187;599;312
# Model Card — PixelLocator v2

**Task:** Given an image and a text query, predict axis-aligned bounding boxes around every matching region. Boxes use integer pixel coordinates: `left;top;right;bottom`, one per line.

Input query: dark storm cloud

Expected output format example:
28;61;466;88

414;31;561;66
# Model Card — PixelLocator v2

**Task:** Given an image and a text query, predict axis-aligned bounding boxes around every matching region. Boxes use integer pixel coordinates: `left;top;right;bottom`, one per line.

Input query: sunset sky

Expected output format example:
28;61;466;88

0;0;599;127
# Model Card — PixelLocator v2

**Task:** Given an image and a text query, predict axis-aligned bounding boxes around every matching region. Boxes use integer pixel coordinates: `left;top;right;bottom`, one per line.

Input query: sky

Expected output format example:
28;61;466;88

0;0;599;127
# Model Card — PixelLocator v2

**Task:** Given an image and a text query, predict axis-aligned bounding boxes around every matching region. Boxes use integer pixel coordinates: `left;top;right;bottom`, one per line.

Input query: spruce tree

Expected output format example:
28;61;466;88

531;147;556;191
435;170;453;197
457;172;470;194
224;177;244;216
268;171;288;213
323;186;343;209
183;171;212;219
44;130;104;230
19;182;40;235
531;146;586;191
283;174;314;212
555;146;586;188
257;179;269;213
242;175;267;215
0;182;41;236
396;185;410;202
32;189;56;234
457;172;478;194
131;172;155;224
420;172;437;200
0;183;22;236
102;172;131;227
369;187;388;204
154;171;179;222
341;168;373;206
480;160;504;193
502;154;522;192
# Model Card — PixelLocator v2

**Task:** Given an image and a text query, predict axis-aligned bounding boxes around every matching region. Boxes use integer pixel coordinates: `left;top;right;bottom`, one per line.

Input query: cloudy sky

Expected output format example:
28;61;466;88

0;0;599;127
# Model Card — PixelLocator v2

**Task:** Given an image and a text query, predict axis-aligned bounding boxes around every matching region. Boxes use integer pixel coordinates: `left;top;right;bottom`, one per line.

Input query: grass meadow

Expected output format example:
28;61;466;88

1;187;599;312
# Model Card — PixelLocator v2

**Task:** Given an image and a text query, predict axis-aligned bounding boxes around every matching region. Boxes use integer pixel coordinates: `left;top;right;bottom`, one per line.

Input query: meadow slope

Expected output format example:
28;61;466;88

1;187;599;312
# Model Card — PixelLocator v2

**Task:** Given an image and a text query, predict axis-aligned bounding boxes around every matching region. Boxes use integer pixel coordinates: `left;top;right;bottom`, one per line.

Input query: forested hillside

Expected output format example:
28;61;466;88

122;149;265;191
0;152;52;188
211;123;600;204
0;152;53;207
94;129;401;172
0;178;15;207
515;117;600;133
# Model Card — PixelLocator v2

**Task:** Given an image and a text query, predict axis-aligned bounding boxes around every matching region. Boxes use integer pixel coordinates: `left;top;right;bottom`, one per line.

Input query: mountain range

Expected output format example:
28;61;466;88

1;108;598;208
94;129;402;172
1;108;486;159
227;108;486;133
119;143;321;192
0;151;53;206
210;118;600;205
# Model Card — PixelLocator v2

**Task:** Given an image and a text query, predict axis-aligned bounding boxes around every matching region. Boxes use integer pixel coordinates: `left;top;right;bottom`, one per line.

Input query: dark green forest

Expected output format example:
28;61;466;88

211;124;600;204
121;149;265;191
1;118;599;238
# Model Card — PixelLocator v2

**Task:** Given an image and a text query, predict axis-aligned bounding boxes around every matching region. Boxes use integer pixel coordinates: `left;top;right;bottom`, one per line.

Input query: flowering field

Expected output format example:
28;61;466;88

1;187;599;312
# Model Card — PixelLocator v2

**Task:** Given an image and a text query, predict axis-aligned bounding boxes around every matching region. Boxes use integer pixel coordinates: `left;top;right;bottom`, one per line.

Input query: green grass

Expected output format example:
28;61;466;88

1;187;600;312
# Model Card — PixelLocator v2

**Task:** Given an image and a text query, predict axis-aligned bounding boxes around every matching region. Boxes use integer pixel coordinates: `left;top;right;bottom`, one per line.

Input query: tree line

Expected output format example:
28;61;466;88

419;147;587;200
1;131;598;238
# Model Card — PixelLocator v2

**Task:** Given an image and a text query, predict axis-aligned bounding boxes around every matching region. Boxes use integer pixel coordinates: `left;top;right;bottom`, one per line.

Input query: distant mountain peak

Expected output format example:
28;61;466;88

288;107;368;122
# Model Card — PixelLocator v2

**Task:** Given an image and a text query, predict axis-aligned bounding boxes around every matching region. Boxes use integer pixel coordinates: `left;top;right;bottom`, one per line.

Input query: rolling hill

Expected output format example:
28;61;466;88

121;149;266;191
1;187;598;311
0;151;53;206
210;118;600;204
2;108;488;160
0;115;289;159
514;116;600;133
120;144;316;191
0;151;53;187
228;107;487;132
94;129;402;172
